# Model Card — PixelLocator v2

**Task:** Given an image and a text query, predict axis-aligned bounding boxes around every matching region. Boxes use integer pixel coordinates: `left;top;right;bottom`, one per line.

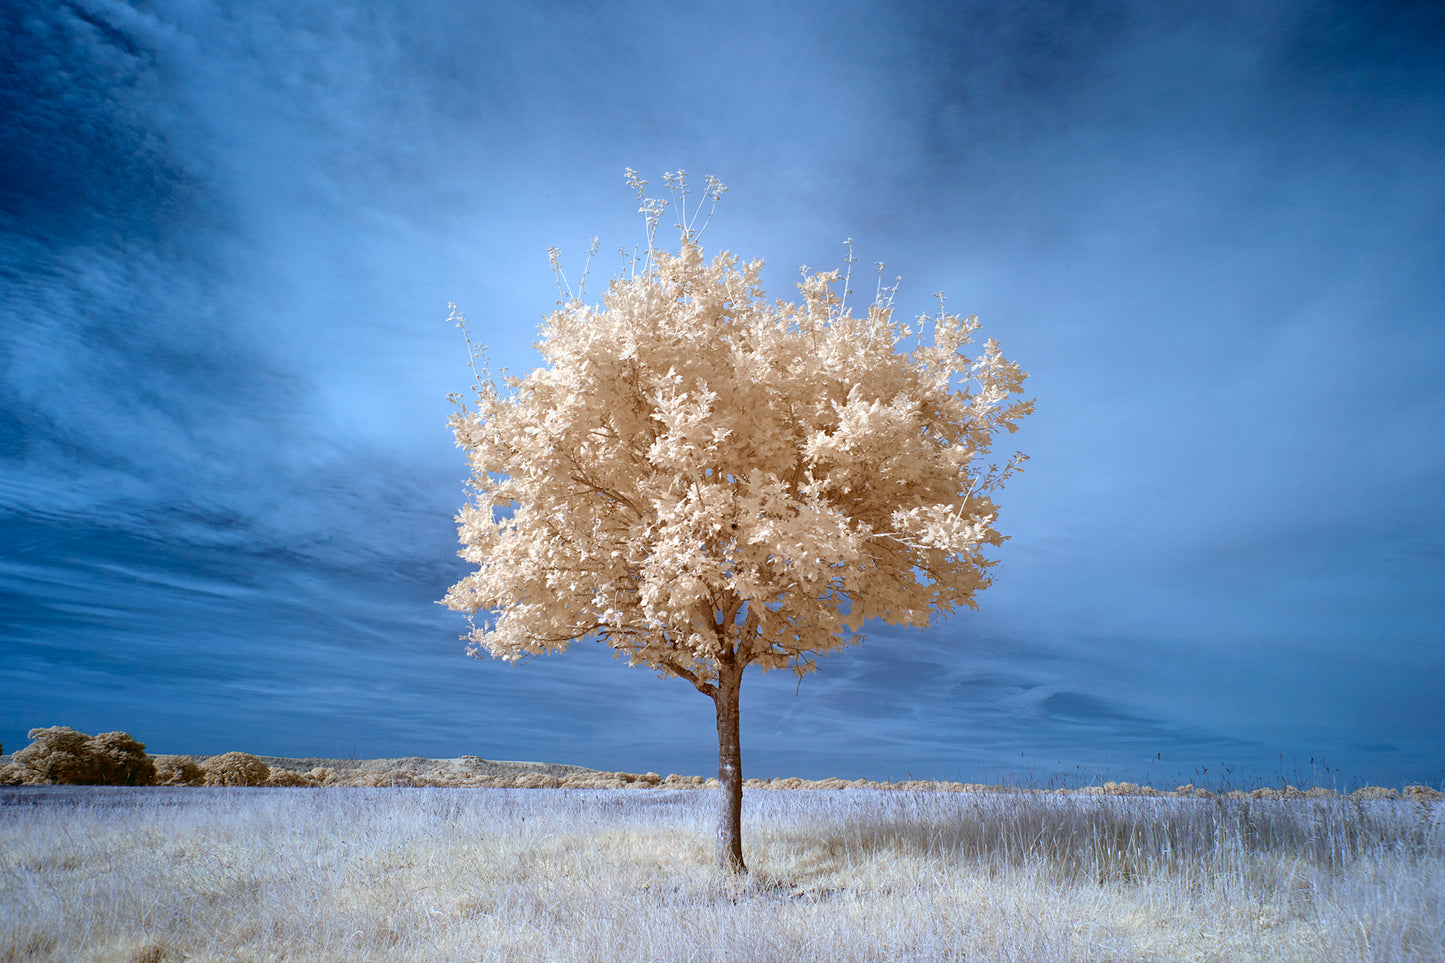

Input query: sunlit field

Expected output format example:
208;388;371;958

3;786;1442;962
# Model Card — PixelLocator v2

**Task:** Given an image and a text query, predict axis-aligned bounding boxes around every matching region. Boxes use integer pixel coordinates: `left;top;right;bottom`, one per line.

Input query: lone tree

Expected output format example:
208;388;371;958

443;171;1032;873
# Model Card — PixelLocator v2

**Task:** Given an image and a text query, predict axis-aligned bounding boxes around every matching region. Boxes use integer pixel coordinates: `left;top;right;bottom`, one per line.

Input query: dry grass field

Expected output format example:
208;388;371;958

2;785;1441;962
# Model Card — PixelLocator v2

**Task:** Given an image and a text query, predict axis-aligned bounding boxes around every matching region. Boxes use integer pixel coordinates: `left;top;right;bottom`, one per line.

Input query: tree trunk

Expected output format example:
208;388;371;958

713;661;746;874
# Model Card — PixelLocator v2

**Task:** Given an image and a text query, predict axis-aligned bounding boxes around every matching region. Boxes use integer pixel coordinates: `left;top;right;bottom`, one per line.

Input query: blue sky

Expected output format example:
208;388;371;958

3;0;1442;789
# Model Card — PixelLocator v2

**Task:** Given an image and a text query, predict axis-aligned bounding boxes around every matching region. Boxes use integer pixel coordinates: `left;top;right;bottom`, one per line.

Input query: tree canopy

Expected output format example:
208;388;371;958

443;172;1032;871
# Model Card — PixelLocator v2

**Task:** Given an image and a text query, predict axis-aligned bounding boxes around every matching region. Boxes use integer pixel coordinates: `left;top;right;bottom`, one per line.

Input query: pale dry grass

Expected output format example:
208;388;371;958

1;787;1441;962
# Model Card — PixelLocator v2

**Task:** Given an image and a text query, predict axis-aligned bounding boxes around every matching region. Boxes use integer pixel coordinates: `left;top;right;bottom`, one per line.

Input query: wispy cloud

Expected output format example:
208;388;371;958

2;0;1441;786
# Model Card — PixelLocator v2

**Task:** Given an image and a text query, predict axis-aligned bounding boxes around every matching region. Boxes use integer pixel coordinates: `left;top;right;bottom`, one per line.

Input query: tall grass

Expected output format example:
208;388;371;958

2;786;1441;961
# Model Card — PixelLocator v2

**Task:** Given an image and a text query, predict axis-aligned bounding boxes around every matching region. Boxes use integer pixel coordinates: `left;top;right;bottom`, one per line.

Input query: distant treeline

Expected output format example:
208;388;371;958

2;726;1439;800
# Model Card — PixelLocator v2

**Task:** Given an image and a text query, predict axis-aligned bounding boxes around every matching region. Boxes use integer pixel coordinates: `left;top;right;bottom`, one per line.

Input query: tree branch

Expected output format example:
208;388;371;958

735;607;762;665
660;658;716;697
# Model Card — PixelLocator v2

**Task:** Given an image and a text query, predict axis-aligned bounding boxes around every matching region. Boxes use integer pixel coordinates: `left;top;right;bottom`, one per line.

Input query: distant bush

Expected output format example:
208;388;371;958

512;773;560;789
154;755;205;786
359;769;430;788
202;752;271;787
89;731;157;786
10;726;95;783
664;774;707;788
7;726;156;786
265;768;315;787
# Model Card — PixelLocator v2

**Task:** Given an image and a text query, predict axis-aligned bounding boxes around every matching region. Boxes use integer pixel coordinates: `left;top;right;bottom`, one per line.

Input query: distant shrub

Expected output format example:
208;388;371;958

266;769;314;787
361;769;433;788
664;774;707;788
584;775;633;789
9;726;156;785
512;773;560;788
11;727;98;783
202;752;271;787
154;756;205;786
606;771;663;786
558;772;597;788
89;731;157;786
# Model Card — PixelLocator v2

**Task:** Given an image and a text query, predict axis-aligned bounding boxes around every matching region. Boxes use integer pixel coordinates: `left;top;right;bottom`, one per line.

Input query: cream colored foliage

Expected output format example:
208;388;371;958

444;224;1031;687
